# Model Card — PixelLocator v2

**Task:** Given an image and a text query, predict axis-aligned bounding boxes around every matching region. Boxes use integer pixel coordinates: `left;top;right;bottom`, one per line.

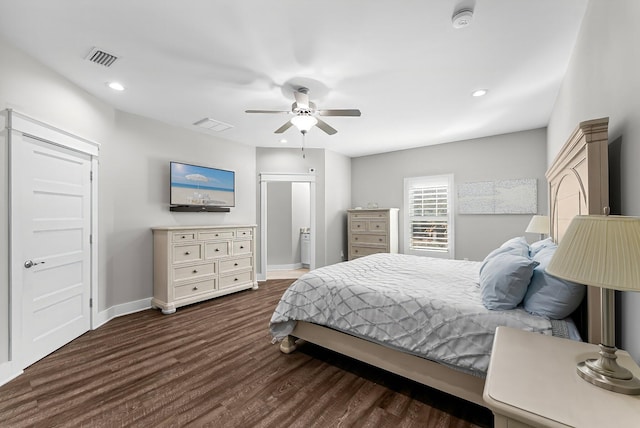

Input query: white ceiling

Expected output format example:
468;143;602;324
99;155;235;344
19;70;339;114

0;0;588;157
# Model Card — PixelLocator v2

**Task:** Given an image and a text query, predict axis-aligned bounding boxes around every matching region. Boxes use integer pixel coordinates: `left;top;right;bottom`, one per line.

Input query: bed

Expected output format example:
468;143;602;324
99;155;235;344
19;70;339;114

269;117;610;407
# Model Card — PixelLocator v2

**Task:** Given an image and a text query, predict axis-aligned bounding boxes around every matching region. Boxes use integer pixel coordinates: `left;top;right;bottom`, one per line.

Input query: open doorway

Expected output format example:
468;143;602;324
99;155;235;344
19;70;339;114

265;181;310;279
259;173;316;281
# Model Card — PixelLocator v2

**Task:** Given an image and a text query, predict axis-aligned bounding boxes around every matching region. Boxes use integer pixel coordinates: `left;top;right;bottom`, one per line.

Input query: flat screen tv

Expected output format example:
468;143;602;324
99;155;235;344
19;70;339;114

170;161;235;208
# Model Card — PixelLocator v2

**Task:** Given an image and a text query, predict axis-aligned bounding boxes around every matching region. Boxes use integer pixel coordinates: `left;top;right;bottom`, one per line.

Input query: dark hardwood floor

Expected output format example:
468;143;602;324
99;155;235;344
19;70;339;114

0;279;493;427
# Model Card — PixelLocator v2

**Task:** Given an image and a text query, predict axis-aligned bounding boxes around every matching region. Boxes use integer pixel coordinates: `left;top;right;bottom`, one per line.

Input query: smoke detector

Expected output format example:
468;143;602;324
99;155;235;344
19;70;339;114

452;9;474;29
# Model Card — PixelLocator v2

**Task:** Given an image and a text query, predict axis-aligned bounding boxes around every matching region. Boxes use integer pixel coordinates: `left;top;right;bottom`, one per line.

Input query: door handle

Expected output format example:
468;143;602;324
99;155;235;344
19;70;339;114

24;260;45;269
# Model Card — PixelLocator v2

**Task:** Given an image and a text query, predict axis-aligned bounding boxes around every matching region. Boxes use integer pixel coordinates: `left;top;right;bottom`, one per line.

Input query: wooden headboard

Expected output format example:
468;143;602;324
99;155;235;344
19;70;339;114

545;117;609;344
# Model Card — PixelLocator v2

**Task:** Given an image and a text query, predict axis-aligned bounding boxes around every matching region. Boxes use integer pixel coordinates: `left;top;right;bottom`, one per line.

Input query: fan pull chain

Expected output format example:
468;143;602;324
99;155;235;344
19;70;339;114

301;132;306;159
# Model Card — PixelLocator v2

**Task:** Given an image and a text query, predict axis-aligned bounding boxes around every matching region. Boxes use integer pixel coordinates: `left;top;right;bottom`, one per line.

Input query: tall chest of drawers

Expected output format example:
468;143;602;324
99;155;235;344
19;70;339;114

347;208;399;260
152;225;258;314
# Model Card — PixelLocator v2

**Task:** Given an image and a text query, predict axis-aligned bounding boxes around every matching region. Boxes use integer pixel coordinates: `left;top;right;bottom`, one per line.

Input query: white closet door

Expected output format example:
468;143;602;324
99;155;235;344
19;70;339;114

14;136;92;367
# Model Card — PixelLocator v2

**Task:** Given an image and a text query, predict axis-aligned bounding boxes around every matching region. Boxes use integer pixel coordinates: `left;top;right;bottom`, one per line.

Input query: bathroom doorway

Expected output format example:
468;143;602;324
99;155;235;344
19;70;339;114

259;173;316;281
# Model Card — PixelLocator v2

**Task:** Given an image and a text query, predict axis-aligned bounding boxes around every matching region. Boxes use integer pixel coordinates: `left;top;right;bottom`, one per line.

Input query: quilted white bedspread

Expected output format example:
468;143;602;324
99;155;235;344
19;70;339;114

269;253;574;377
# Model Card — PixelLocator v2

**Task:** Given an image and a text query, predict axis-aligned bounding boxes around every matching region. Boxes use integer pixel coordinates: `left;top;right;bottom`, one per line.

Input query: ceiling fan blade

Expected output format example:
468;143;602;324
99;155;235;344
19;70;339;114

317;109;361;117
245;109;289;114
274;121;294;134
294;90;310;109
315;118;337;135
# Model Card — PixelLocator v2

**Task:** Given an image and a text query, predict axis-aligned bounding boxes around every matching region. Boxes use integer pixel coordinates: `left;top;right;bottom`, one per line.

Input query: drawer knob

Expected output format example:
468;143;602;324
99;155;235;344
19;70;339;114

181;235;186;239
357;225;360;228
192;269;198;273
234;263;238;266
355;237;358;240
379;238;383;242
185;251;190;255
192;286;198;291
215;248;219;252
215;234;219;237
234;278;238;281
240;245;244;249
355;250;359;253
376;225;380;228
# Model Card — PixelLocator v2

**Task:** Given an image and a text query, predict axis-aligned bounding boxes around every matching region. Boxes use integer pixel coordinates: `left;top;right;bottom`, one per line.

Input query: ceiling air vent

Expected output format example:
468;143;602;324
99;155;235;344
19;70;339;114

85;47;118;67
193;118;234;132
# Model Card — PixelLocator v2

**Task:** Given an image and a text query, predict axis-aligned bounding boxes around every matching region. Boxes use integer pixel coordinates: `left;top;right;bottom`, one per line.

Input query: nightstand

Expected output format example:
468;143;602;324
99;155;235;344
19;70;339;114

483;327;640;428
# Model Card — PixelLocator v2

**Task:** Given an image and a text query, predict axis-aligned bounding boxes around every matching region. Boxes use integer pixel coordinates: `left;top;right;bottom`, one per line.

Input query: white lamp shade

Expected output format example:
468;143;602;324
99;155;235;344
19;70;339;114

290;115;317;132
546;215;640;292
525;215;549;235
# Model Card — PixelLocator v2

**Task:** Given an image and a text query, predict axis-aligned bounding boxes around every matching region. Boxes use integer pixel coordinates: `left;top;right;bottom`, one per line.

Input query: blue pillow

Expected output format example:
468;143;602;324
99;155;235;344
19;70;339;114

524;246;585;319
498;236;530;257
480;253;539;310
529;238;556;257
480;236;530;276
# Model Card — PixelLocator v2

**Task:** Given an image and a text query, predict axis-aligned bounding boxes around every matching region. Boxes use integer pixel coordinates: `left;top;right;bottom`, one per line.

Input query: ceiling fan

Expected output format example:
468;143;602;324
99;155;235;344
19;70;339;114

245;87;361;135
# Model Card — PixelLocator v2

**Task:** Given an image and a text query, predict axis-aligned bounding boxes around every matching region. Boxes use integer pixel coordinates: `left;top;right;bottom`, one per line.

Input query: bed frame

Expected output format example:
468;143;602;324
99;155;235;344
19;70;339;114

279;117;610;407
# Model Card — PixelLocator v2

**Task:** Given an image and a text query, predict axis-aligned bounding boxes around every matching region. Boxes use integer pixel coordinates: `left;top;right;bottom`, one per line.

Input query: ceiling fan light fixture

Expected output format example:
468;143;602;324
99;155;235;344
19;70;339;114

291;114;318;133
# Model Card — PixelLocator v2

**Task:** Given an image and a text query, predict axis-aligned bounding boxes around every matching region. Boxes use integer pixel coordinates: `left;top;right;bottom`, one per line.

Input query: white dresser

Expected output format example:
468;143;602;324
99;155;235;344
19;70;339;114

152;225;258;314
347;208;399;260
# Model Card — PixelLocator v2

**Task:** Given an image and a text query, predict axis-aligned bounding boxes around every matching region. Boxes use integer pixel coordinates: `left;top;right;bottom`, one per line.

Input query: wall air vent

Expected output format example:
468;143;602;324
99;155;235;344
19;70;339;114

193;118;234;132
85;47;118;67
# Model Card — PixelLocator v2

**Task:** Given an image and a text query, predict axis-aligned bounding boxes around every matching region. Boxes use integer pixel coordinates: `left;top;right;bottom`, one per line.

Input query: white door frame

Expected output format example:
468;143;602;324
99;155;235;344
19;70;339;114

259;173;316;281
2;110;99;380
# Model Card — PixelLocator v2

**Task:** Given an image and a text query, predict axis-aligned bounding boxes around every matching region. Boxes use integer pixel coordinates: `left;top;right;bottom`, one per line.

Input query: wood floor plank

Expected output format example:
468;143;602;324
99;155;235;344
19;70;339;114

0;279;492;427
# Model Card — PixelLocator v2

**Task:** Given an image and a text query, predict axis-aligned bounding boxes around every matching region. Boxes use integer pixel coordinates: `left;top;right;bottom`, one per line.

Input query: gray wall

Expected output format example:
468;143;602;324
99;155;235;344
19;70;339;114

547;0;640;362
266;181;293;266
325;149;351;264
351;129;548;262
0;34;257;361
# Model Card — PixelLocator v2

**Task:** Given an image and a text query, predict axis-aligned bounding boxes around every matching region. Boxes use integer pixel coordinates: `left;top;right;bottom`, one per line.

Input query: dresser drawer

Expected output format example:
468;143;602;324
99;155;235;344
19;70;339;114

173;262;216;282
233;239;252;255
205;241;230;258
199;230;235;241
219;271;253;289
351;220;368;231
172;232;196;242
172;244;202;263
236;228;253;238
349;245;386;259
369;220;388;231
220;256;252;274
174;278;217;300
349;210;389;220
351;233;387;246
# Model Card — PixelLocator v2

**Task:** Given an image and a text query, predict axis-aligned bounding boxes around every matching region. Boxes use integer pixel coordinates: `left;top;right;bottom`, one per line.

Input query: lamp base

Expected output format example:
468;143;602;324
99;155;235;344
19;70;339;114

576;344;640;394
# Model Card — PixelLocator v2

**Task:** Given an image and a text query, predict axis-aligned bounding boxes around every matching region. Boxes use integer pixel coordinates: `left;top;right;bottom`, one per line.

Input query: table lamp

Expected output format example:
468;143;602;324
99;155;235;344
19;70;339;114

525;215;549;240
546;212;640;394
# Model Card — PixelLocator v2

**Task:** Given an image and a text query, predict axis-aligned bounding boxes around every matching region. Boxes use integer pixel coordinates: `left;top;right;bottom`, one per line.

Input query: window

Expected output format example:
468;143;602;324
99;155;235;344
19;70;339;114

403;174;454;258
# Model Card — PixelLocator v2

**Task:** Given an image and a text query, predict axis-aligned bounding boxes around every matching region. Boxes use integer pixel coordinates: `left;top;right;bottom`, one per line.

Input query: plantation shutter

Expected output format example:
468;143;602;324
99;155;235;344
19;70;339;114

404;175;454;258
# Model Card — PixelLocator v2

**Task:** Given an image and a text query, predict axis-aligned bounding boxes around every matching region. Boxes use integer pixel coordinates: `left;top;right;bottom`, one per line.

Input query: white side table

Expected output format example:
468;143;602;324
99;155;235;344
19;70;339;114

483;327;640;428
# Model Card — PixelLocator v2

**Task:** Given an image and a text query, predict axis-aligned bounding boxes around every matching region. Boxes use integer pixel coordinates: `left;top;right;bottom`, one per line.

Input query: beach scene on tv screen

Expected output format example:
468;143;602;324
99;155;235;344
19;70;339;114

171;163;234;206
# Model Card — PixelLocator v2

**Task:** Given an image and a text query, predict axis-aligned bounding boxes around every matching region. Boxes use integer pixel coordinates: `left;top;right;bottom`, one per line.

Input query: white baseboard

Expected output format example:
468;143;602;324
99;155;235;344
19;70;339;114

267;263;303;271
94;297;152;329
0;360;23;388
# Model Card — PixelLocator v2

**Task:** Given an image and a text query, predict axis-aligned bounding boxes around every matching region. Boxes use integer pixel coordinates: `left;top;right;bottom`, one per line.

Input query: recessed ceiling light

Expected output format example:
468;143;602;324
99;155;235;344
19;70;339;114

472;89;488;97
107;82;125;91
279;139;288;144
